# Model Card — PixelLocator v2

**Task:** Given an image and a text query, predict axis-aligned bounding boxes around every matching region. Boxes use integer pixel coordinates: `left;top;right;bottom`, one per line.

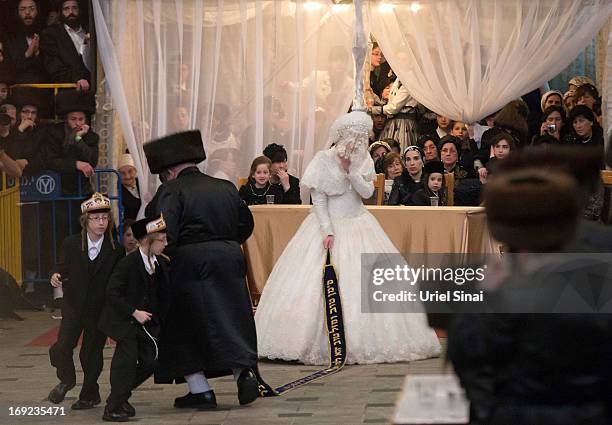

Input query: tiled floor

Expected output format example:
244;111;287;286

0;311;448;425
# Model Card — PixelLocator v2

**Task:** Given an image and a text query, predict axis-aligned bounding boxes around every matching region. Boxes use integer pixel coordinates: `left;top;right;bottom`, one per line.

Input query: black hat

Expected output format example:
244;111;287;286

11;87;41;109
485;169;580;251
131;215;167;240
144;130;206;174
568;104;595;124
0;95;16;108
437;135;461;153
423;160;445;175
56;90;95;116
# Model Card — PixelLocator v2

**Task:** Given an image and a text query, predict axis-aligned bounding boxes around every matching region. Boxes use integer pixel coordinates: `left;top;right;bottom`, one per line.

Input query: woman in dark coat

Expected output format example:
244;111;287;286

388;146;424;206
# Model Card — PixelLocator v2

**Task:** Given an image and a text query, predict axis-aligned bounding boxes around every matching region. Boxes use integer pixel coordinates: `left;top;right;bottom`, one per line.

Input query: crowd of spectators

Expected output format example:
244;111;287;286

366;43;605;218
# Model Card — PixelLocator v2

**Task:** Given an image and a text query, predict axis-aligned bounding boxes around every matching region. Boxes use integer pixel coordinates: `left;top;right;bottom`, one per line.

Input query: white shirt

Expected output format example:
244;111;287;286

139;248;157;275
125;185;140;200
87;234;104;261
436;127;448;139
64;24;91;71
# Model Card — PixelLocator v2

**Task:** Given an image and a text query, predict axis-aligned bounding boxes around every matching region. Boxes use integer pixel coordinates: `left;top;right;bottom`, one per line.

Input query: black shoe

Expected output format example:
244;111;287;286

237;368;259;406
48;382;74;404
174;391;217;409
121;401;135;417
71;397;101;410
102;406;129;422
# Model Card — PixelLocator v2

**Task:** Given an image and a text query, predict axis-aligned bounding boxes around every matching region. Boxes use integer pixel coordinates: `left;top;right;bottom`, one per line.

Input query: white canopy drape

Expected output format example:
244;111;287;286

93;0;355;204
93;0;611;204
368;0;612;123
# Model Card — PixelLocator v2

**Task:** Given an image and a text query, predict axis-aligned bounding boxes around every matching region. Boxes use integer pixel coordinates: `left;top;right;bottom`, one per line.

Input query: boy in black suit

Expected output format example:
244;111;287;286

48;193;125;409
99;215;170;422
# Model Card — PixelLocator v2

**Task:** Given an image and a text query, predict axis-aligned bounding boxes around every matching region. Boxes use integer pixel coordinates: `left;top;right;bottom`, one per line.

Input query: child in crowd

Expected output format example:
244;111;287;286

478;131;514;184
411;160;447;206
239;156;284;205
99;215;171;422
122;219;138;255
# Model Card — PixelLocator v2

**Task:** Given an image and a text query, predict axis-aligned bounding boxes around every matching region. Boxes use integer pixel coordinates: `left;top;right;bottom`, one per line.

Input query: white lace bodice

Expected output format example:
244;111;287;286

301;149;375;236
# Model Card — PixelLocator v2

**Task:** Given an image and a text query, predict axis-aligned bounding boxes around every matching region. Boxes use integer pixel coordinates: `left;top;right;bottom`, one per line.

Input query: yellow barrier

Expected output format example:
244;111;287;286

0;173;22;285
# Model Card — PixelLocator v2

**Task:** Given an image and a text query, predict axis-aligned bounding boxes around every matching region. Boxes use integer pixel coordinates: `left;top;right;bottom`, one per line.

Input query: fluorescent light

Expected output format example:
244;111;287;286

410;2;422;13
304;1;323;11
379;2;395;13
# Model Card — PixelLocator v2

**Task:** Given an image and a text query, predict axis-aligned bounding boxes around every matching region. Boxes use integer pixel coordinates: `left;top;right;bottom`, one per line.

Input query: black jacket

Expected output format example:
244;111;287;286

411;187;447;206
238;180;285;205
276;174;302;204
388;170;422;205
44;123;99;196
54;234;125;321
41;24;90;84
4;125;45;176
99;251;171;342
121;180;141;221
145;167;254;254
4;33;47;83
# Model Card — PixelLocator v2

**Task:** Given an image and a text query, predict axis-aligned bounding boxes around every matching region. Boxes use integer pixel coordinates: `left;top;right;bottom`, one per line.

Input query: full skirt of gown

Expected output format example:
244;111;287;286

255;207;441;365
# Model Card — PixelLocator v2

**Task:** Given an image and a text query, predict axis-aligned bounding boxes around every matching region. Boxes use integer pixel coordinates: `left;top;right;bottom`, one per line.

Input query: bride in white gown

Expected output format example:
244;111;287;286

255;110;441;366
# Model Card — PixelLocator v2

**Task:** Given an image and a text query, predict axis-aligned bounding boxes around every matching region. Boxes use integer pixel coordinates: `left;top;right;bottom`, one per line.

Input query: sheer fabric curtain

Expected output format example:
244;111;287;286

368;0;612;123
93;0;355;203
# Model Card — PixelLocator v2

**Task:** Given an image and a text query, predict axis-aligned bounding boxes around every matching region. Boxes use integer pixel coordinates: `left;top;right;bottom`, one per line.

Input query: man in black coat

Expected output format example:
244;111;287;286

99;215;171;422
41;0;91;91
47;193;125;410
4;0;47;84
5;87;45;176
144;130;260;409
45;90;97;197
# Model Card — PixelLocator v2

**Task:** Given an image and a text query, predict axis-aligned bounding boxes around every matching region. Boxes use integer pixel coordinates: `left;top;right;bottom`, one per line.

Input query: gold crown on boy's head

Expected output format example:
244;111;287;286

145;213;167;234
80;192;111;214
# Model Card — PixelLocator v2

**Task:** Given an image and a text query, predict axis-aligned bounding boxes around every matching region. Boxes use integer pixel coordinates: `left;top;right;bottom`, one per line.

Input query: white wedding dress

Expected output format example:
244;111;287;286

255;148;441;365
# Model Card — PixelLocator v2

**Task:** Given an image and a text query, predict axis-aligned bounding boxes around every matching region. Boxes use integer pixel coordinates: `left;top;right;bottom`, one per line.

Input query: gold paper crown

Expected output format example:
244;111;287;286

145;213;166;234
80;192;111;214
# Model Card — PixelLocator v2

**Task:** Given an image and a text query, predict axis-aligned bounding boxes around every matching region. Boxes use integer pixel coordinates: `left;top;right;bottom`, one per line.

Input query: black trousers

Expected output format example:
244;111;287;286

49;314;107;401
107;325;158;410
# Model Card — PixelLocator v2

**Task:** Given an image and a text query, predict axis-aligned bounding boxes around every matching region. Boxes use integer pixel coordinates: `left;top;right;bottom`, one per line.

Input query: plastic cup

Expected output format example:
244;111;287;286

266;195;275;204
430;196;439;207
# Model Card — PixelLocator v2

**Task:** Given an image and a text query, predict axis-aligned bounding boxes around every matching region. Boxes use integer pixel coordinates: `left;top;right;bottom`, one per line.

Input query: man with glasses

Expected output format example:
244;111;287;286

48;192;125;410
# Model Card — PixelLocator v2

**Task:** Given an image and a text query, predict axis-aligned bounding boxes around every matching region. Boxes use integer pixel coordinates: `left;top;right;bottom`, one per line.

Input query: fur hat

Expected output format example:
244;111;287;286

131;214;166;240
144;130;206;174
485;169;581;251
56;90;95;116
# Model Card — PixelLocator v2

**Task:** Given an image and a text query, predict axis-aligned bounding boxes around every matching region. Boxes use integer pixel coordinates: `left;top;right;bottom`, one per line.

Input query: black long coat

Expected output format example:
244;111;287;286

44;123;99;196
98;251;171;342
4;33;47;83
54;234;125;322
146;166;256;382
40;24;90;84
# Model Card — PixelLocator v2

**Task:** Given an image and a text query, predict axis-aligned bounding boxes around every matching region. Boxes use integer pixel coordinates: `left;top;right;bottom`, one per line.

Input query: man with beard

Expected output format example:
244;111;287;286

41;0;91;91
4;0;47;84
45;89;97;197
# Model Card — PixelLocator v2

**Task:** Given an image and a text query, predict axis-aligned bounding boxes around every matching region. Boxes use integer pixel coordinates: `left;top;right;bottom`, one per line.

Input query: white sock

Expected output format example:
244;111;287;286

53;287;63;300
232;368;244;381
24;281;35;294
24;271;36;293
185;372;211;394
